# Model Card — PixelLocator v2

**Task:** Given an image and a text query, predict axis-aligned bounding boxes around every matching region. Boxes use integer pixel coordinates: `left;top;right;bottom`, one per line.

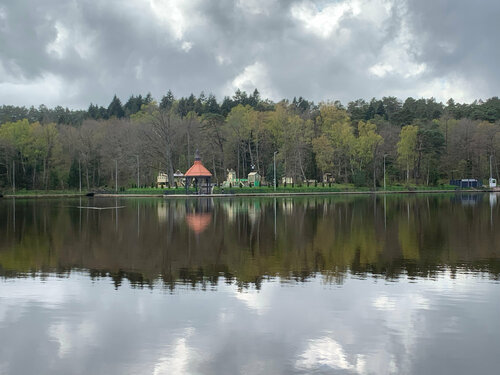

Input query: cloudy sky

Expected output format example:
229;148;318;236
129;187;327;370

0;0;498;108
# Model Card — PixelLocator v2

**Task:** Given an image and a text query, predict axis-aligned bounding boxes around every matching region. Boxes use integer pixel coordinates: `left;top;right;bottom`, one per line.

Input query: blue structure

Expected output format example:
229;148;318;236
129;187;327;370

450;179;481;188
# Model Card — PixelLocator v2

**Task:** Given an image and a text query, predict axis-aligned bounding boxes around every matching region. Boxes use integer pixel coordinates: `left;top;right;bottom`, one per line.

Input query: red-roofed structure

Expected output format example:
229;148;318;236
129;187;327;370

185;160;212;178
184;150;212;194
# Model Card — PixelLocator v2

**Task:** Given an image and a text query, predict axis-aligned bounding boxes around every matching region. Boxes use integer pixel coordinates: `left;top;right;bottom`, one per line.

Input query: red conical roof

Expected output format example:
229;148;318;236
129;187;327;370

185;160;212;177
185;150;212;177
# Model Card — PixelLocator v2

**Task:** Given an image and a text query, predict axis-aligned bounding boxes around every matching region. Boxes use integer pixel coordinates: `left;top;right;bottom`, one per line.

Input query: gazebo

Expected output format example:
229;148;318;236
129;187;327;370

184;150;212;194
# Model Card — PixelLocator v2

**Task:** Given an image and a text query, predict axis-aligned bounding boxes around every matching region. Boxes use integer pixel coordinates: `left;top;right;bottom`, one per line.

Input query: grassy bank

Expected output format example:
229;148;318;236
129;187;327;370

123;183;462;195
0;184;478;198
1;189;81;196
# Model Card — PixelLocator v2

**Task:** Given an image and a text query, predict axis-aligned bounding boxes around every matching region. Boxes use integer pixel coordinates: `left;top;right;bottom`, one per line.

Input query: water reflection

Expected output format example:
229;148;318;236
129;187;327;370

0;194;500;288
0;272;498;375
1;195;500;375
185;199;213;234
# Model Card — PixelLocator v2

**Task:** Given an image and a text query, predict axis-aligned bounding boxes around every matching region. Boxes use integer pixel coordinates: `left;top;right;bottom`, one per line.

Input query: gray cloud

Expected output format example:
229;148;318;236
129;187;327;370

0;0;498;108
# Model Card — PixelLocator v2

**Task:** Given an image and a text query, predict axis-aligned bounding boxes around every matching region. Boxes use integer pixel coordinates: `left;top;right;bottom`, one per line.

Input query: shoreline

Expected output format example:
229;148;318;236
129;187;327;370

1;189;498;199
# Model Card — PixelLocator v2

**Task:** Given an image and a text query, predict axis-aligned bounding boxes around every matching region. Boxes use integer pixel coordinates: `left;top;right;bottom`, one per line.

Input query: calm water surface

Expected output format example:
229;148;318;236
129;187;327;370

0;194;499;374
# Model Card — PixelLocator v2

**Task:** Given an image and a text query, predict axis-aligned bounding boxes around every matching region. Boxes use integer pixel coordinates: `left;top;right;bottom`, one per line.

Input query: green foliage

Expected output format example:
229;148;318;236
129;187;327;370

352;170;366;187
67;159;80;189
397;125;418;181
107;95;125;118
3;90;500;192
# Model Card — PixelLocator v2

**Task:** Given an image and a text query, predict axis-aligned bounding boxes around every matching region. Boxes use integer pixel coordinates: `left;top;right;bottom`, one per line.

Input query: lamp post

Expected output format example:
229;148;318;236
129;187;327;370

273;151;278;191
136;155;140;188
12;160;15;195
490;154;493;181
78;158;82;194
383;154;387;191
115;159;118;193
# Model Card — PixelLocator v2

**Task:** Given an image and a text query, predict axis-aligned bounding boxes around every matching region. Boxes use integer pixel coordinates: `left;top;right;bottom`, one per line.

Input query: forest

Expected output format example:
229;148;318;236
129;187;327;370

1;89;500;191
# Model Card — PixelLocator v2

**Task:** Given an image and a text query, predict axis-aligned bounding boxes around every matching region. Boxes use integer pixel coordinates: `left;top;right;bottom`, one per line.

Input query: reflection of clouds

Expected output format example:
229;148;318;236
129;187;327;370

373;294;429;312
153;327;197;375
369;292;432;373
49;322;72;357
233;288;271;315
0;277;80;317
373;295;396;311
0;302;7;323
296;336;366;374
0;272;498;374
49;319;98;358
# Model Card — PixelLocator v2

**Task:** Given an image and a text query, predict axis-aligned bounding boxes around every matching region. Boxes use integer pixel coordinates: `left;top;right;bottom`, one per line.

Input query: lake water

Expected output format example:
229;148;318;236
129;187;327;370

0;194;499;374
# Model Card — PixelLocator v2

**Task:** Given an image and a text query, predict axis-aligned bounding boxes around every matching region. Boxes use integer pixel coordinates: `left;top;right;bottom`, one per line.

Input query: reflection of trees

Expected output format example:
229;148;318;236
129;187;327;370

0;195;500;289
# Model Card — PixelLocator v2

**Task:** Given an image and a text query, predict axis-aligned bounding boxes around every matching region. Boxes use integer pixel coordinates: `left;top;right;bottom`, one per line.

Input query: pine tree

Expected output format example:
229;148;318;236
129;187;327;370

107;95;125;118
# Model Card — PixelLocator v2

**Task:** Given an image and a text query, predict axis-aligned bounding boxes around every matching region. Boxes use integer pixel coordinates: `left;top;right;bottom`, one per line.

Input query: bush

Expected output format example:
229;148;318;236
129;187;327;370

352;171;366;187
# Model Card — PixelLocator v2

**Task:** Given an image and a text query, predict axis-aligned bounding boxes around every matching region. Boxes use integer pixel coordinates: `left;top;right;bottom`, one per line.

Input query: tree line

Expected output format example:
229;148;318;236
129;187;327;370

1;90;500;191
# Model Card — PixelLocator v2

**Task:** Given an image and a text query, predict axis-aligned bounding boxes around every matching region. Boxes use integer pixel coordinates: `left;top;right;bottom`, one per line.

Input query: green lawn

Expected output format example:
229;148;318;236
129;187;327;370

1;189;81;196
0;184;470;197
122;183;461;195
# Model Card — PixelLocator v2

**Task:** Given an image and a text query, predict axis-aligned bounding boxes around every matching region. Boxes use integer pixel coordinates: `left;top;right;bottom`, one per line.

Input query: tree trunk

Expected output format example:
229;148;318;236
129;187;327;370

166;145;174;187
426;161;430;186
86;164;90;190
298;149;307;181
248;141;255;169
212;156;217;182
255;136;260;175
43;158;47;190
406;161;409;183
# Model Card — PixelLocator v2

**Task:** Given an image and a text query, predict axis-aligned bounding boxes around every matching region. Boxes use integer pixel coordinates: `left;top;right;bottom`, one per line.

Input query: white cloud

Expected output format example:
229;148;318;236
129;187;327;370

216;55;231;66
0;73;75;107
227;62;276;100
135;60;144;80
291;0;356;39
237;0;274;15
367;2;427;80
369;63;394;78
46;22;69;58
45;20;95;61
149;0;191;40
181;41;193;52
417;76;474;103
1;0;498;107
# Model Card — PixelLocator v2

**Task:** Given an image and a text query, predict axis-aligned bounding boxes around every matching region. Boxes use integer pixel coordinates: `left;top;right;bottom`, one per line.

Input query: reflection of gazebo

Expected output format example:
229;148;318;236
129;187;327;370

184;150;212;194
185;198;213;234
186;213;212;234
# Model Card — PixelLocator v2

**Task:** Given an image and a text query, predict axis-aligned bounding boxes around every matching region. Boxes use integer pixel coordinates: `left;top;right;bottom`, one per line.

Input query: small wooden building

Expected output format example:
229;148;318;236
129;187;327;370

223;169;248;187
323;173;335;183
174;170;185;187
248;171;261;187
157;172;168;188
157;170;186;188
450;179;480;188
